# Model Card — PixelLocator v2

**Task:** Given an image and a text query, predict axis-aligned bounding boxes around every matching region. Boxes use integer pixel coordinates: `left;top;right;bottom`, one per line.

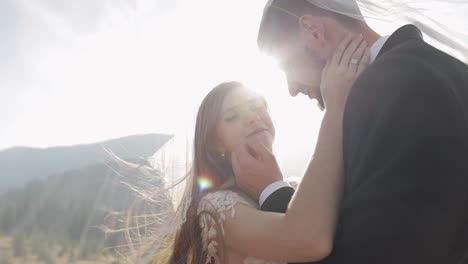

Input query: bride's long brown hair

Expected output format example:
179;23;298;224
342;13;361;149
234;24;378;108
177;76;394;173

118;81;255;263
167;81;245;264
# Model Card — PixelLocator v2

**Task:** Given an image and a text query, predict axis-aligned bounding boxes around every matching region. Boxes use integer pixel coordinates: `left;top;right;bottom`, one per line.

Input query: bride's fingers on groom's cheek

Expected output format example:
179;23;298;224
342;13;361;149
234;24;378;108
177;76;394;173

358;48;371;74
331;34;354;67
348;39;367;72
354;40;368;62
340;34;363;66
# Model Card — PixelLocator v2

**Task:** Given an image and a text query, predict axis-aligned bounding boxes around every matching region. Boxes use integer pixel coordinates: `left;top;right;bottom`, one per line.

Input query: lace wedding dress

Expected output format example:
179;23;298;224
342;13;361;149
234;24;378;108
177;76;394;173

198;190;286;264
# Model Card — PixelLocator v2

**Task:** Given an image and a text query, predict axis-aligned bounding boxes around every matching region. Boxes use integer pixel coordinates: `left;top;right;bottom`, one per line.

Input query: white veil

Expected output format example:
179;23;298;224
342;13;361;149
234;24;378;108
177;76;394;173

356;0;468;63
267;0;468;63
142;1;467;262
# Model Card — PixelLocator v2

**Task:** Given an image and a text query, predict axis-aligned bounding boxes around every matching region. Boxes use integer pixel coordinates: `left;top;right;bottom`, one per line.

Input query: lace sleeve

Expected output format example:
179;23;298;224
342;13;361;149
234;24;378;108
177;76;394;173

198;190;253;264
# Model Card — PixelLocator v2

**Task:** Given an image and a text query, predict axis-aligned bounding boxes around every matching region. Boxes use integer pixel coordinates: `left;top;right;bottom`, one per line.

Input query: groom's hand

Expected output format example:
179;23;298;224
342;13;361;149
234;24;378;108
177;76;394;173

232;138;283;200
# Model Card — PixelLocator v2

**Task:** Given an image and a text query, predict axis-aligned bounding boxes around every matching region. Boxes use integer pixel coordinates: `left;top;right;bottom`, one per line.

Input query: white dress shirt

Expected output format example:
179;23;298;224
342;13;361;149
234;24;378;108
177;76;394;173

259;35;391;207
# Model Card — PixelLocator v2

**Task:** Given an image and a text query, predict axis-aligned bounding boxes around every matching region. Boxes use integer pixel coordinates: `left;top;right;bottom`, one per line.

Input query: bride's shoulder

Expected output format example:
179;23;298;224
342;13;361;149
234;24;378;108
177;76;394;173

196;190;256;263
198;190;255;215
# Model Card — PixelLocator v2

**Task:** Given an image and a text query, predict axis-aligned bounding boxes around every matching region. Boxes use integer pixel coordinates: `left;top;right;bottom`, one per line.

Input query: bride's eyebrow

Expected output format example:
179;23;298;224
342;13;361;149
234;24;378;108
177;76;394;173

222;106;239;117
222;108;236;116
223;104;238;113
222;98;260;114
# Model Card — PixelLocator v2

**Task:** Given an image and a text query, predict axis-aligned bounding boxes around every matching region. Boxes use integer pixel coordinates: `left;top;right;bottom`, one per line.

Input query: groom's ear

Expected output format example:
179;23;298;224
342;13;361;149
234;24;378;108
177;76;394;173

298;15;325;41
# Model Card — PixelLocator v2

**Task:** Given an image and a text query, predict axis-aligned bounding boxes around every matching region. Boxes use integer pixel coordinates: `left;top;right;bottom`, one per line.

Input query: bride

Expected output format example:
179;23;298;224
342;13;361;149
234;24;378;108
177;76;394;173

149;34;368;264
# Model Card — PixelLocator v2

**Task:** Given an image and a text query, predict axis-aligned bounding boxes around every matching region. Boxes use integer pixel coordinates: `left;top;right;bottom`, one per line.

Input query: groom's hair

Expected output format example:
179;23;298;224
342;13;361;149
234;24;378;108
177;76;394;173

258;0;361;56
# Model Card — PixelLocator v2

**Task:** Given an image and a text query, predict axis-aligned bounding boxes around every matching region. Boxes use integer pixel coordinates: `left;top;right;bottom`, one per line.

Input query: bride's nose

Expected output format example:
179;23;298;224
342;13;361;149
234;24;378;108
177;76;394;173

244;111;261;125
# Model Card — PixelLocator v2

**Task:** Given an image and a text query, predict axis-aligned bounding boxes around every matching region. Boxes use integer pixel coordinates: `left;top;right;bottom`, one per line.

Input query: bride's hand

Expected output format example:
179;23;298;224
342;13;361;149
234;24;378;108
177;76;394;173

320;34;370;113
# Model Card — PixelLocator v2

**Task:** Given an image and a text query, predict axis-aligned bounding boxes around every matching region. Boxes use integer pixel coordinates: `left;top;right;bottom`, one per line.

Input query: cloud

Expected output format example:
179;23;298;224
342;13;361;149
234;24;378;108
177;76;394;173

0;0;177;124
0;0;184;149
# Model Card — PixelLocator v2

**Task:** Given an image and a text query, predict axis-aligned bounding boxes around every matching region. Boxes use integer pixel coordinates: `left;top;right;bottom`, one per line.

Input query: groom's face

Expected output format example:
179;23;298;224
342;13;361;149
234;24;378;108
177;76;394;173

278;45;325;109
273;14;348;110
276;15;347;110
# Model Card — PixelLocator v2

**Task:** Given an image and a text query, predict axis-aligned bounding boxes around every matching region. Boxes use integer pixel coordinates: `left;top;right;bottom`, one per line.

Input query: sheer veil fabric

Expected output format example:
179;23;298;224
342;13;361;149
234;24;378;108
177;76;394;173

264;0;467;63
144;1;467;262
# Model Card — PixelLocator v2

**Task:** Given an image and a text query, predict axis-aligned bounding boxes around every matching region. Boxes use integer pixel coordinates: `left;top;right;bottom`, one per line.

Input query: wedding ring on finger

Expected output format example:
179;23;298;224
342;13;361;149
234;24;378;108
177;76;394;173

350;59;359;65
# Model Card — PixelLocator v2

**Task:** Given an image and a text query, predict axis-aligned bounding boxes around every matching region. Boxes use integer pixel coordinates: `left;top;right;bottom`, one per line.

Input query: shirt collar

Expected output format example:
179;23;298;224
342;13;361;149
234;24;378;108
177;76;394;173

370;35;390;63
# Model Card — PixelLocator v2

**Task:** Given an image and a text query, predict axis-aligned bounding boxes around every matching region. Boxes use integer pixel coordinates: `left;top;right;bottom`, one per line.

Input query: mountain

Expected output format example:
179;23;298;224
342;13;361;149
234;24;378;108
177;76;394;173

0;133;173;192
0;134;175;262
0;160;174;261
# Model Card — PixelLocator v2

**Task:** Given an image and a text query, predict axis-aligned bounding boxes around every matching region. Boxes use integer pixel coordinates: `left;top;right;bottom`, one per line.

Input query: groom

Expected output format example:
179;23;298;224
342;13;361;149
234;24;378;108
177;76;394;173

234;0;468;263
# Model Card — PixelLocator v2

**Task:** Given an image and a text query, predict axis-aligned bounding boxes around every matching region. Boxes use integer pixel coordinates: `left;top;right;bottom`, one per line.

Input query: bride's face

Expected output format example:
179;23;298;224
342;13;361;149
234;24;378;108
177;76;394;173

216;87;275;154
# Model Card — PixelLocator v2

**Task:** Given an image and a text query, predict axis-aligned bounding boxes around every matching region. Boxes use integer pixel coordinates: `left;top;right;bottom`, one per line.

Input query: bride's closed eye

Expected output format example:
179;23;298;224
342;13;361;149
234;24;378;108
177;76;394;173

223;98;266;123
224;111;239;122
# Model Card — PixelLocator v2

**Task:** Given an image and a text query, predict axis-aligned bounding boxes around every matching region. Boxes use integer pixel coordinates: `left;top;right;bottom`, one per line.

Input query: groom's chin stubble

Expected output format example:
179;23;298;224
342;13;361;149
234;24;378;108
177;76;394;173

317;100;325;111
309;89;325;111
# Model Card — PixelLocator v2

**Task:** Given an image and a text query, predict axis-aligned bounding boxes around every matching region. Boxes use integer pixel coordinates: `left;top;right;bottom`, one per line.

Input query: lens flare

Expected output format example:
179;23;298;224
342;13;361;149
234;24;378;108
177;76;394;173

197;174;215;192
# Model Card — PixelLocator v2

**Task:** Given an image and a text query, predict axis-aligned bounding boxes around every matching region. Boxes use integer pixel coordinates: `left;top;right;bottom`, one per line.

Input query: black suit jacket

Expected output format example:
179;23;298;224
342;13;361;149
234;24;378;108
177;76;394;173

261;25;468;264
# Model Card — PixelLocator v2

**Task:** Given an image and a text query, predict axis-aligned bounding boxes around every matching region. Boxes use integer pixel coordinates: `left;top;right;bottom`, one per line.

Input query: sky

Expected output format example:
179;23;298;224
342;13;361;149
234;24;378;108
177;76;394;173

1;0;467;177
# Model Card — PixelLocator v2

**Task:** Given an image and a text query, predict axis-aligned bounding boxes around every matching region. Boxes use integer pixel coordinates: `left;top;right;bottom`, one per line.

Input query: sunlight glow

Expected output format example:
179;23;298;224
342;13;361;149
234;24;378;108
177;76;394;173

2;0;466;178
197;174;216;192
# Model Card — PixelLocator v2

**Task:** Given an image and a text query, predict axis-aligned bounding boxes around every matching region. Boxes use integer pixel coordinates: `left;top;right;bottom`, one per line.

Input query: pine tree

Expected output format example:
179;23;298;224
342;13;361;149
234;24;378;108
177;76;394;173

12;232;26;258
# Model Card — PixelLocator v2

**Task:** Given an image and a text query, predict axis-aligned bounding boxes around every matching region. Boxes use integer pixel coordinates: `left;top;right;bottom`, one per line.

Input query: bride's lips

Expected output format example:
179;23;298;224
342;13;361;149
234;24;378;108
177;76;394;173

246;128;269;138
